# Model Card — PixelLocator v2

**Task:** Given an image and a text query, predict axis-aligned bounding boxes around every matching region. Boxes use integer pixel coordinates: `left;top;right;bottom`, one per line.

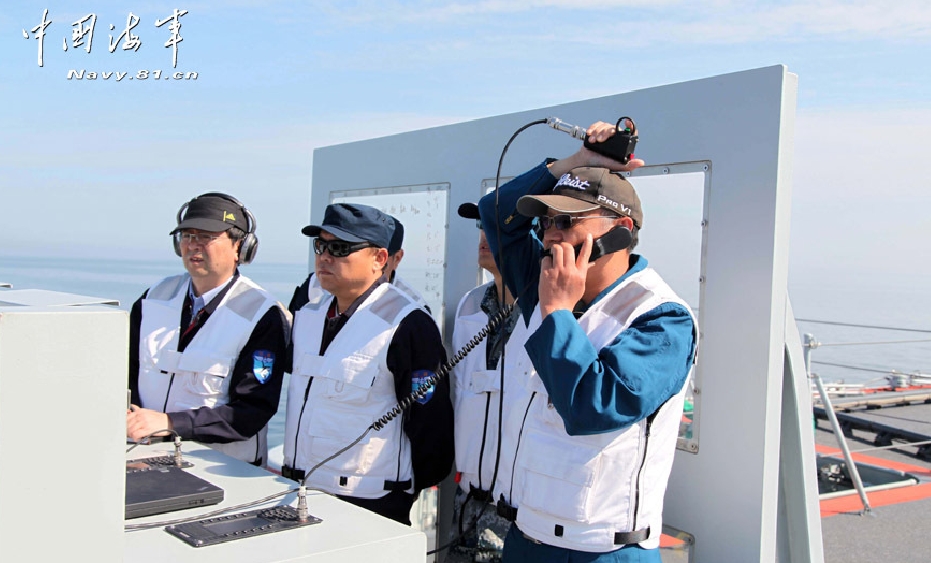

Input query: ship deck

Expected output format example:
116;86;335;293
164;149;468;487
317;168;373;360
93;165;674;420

816;401;931;563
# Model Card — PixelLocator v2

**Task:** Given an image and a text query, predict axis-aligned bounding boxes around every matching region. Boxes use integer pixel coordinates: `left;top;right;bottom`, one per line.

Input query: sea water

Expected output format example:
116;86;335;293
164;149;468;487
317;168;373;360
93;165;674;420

2;255;929;449
0;255;308;450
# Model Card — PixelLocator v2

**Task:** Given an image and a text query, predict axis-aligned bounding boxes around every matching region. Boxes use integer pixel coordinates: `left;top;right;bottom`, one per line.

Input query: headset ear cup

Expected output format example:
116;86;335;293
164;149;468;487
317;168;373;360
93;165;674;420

173;234;182;257
239;234;258;264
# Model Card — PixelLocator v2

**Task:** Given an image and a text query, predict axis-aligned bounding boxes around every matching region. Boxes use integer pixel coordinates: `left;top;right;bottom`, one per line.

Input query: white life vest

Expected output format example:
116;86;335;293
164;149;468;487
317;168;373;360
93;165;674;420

512;268;697;552
304;273;330;303
284;283;420;498
452;282;535;503
137;274;282;464
392;275;430;311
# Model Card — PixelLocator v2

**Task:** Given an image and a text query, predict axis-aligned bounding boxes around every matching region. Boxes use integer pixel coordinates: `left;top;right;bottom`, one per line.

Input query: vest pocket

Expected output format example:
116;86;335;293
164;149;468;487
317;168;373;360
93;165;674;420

518;430;599;522
174;350;234;408
307;409;381;473
320;353;377;404
468;369;501;393
454;388;498;479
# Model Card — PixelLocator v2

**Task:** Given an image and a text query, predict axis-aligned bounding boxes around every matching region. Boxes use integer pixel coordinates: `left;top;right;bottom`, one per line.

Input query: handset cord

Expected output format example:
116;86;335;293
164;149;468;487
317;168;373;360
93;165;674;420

370;117;548;436
297;298;518;484
371;299;517;431
431;118;549;556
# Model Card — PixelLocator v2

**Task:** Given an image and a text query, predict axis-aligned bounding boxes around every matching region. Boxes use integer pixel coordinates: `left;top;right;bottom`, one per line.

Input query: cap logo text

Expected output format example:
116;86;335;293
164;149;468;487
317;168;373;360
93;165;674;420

555;173;590;191
222;211;236;223
597;195;631;215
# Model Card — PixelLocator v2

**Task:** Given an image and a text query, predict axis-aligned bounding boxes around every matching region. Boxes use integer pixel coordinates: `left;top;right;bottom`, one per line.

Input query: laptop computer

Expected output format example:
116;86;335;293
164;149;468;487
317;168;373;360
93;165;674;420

125;460;224;519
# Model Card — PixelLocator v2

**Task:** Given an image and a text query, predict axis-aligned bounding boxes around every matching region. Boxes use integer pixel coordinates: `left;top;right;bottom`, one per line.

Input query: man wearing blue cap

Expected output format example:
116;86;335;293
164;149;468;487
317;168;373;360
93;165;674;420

283;203;454;525
126;192;290;466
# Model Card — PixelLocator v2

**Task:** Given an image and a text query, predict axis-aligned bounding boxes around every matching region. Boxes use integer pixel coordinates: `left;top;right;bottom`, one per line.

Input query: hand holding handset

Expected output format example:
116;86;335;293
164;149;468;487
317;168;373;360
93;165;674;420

547;116;638;165
541;226;632;262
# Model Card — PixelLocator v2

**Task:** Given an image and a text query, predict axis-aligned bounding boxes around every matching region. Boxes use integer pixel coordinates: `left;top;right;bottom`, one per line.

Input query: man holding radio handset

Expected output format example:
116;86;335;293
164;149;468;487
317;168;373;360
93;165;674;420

478;121;698;562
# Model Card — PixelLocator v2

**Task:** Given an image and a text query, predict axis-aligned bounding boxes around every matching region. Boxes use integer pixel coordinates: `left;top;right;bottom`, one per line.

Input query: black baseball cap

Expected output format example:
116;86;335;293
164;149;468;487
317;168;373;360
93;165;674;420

516;167;643;229
301;203;394;249
171;193;249;234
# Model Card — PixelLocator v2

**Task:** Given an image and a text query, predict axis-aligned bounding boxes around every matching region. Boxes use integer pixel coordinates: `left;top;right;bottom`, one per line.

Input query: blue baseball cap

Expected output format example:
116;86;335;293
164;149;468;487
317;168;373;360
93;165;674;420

301;203;394;249
388;217;404;255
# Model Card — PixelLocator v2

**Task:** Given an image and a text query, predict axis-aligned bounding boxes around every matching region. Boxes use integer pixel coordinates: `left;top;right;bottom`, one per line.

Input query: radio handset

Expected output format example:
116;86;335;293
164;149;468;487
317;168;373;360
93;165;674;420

547;116;638;165
541;225;632;262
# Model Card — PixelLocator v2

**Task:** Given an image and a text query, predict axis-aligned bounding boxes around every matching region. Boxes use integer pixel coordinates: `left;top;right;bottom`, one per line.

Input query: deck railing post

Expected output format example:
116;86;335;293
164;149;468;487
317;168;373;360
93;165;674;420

805;333;873;514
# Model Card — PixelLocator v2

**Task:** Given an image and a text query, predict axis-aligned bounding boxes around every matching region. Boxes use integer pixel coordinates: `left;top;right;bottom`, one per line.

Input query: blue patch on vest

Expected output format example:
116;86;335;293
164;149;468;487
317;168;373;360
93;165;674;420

411;370;435;405
252;350;275;384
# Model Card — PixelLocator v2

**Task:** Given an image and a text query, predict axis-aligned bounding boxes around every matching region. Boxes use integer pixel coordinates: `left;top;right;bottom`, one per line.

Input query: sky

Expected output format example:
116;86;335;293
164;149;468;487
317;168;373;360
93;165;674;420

1;1;930;293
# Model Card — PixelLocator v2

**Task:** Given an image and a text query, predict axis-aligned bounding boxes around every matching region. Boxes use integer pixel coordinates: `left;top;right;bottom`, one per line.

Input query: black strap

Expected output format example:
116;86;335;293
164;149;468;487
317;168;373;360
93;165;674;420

383;479;412;492
496;498;518;522
281;465;411;493
614;527;650;545
281;464;306;482
548;524;649;544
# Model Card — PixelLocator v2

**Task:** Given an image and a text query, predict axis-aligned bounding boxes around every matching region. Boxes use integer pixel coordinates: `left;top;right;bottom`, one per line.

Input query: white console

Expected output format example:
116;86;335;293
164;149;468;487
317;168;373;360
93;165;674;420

0;290;128;562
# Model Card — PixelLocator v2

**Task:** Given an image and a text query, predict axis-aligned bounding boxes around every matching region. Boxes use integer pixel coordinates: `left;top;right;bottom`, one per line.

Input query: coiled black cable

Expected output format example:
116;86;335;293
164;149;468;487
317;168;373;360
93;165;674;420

371;299;517;431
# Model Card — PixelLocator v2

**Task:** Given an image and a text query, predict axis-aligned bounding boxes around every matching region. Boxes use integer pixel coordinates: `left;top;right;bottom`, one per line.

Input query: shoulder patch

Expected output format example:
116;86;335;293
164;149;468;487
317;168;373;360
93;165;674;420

252;350;275;384
411;370;436;405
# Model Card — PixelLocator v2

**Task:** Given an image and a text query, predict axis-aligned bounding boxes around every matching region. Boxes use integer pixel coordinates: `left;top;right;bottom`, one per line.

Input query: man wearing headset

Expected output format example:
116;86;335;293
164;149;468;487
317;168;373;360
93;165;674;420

126;193;290;467
283;203;453;525
478;122;698;562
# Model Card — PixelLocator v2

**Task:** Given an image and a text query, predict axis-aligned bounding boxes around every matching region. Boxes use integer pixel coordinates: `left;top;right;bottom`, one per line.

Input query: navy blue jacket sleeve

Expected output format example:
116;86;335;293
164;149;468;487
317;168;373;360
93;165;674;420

288;273;313;316
478;160;557;324
127;292;146;406
387;309;454;493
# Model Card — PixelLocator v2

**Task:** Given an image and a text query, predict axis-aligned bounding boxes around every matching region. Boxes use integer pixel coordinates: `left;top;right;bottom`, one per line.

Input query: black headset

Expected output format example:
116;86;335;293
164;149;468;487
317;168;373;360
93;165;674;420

173;192;259;264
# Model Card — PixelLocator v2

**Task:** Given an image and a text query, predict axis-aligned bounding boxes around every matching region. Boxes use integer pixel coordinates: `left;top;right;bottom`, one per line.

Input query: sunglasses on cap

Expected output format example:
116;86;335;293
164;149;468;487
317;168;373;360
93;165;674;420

313;238;375;258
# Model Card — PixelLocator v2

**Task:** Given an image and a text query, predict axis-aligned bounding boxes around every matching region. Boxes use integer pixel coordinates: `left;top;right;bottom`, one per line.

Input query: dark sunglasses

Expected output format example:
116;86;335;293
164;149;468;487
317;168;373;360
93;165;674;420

312;238;374;257
537;214;611;231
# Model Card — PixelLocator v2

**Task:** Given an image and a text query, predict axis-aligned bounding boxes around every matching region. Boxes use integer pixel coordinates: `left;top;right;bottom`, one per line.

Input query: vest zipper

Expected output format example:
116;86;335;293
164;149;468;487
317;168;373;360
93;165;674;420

477;393;492;491
161;373;176;413
291;376;314;468
631;411;658;531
